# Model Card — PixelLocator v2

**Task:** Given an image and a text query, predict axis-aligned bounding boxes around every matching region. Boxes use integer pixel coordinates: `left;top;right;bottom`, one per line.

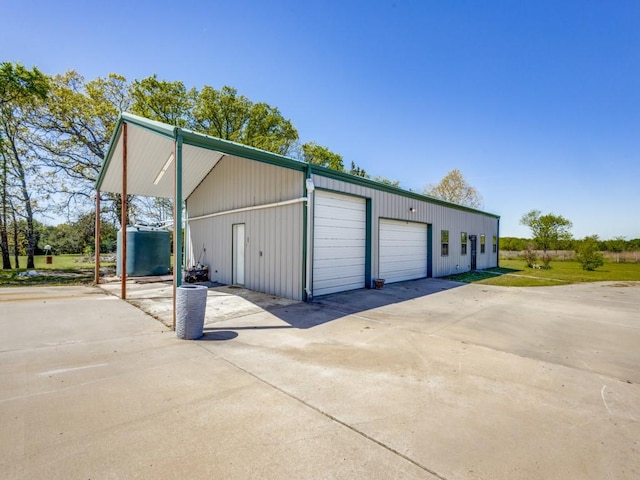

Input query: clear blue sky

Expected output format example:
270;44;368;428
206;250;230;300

3;0;639;239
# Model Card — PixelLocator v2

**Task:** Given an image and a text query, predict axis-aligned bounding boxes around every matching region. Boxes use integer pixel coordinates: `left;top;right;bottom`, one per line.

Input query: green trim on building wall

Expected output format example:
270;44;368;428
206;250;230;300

309;164;500;219
365;199;372;288
427;224;433;278
496;218;500;268
174;134;183;287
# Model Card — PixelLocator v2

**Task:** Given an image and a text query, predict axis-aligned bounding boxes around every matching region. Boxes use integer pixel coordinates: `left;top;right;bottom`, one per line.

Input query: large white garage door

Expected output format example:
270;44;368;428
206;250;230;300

313;191;366;296
379;219;428;283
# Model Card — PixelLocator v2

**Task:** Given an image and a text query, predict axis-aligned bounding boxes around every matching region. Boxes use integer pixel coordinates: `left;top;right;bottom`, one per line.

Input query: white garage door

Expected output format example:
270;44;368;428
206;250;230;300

313;191;366;296
379;219;427;283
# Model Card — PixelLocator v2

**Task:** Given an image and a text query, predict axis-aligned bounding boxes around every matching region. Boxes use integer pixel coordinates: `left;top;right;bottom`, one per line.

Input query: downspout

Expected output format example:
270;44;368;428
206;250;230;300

304;166;314;301
497;217;500;268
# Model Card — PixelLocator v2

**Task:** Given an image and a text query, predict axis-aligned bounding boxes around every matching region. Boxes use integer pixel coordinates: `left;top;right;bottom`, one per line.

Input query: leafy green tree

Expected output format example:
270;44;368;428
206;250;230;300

424;169;483;208
130;75;194;127
607;236;626;263
523;242;538;268
372;176;400;187
34;71;130;222
191;85;298;155
243;102;298;155
0;62;50;268
2;62;48;269
0;62;48;106
39;213;117;254
301;142;345;170
576;235;605;271
192;85;248;141
500;237;527;251
349;161;368;178
520;210;573;265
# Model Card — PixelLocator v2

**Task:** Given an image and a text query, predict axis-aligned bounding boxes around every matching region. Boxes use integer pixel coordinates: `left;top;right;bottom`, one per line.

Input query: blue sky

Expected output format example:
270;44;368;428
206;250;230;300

3;0;639;239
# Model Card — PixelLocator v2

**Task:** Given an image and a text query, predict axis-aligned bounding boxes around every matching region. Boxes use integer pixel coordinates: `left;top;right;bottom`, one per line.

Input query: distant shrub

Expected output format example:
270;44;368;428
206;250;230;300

576;236;605;271
523;243;537;268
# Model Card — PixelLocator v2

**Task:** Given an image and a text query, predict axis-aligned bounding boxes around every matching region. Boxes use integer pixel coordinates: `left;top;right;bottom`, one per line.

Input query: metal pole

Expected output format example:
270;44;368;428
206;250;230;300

172;136;183;330
95;191;101;284
121;123;128;300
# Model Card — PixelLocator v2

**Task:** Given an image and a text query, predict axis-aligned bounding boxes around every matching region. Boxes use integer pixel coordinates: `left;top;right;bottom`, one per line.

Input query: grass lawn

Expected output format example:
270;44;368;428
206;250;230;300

444;258;640;286
0;255;114;287
3;255;639;288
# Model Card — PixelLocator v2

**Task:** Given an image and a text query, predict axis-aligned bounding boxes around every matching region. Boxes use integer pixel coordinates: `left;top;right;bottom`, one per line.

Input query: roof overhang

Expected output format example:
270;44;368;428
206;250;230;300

96;112;307;199
96;112;499;220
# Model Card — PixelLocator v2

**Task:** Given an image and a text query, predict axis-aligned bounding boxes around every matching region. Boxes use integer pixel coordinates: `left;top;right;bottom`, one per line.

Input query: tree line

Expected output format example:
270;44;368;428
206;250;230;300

1;62;401;270
5;213;118;264
502;210;638;270
500;236;640;253
5;62;628;272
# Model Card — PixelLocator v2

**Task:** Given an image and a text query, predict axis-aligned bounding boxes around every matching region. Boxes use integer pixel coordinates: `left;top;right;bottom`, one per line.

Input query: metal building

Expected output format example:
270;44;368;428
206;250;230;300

96;113;499;304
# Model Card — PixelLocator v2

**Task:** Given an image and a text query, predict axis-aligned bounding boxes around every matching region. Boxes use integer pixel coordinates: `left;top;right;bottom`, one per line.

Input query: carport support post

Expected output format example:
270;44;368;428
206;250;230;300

120;122;128;300
172;134;183;330
94;190;101;284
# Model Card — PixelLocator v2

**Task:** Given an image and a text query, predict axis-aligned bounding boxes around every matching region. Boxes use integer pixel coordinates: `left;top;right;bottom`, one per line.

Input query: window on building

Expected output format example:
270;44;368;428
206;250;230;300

441;230;449;256
461;232;467;255
480;234;486;254
493;235;497;253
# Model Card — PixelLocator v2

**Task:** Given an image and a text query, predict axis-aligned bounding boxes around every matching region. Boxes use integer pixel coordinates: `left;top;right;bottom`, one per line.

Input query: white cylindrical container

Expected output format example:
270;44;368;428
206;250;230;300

175;285;208;340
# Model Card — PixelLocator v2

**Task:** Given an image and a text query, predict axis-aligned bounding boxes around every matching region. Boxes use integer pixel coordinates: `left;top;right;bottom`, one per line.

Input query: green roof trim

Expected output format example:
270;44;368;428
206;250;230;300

179;129;306;172
97;113;499;220
96;113;178;190
308;164;500;218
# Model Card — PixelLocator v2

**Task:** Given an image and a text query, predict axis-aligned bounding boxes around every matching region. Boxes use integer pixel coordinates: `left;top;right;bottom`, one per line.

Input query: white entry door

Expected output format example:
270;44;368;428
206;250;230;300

313;191;366;296
379;219;428;283
232;223;245;285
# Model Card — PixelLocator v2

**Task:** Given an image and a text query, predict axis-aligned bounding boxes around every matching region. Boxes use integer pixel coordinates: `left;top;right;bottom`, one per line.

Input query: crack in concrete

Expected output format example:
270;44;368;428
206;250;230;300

196;343;449;480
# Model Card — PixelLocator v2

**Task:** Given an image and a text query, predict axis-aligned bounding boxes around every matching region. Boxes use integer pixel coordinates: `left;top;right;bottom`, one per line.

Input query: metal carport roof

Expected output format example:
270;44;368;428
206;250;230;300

95;112;308;329
96;112;306;198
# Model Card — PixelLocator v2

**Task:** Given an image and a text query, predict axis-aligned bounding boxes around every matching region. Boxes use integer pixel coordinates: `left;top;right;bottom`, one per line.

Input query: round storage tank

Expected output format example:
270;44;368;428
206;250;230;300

116;226;171;277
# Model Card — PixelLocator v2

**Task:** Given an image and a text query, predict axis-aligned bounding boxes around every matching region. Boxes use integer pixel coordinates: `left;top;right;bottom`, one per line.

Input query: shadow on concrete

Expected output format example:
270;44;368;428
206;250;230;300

205;278;465;331
200;331;240;341
101;275;465;334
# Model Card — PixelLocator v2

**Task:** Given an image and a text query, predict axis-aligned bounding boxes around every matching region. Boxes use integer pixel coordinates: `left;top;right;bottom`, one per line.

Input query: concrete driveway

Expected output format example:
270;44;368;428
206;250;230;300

1;280;639;479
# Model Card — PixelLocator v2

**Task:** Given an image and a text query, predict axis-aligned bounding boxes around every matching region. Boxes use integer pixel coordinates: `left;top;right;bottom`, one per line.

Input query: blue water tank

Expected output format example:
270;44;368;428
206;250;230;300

116;226;171;277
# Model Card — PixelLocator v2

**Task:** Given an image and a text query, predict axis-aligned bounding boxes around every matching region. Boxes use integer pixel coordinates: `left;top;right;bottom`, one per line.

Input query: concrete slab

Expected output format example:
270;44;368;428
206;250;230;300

1;280;639;479
0;286;432;479
98;280;299;327
197;280;640;479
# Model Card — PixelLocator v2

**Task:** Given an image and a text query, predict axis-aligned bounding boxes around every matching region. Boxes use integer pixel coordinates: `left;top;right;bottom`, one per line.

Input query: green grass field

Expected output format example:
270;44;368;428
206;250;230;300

2;255;639;288
0;255;114;287
444;258;640;286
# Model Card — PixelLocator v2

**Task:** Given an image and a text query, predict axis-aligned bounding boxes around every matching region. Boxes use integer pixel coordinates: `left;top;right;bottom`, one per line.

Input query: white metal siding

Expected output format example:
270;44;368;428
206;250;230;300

313;191;366;296
186;156;304;300
379;219;427;283
311;174;499;278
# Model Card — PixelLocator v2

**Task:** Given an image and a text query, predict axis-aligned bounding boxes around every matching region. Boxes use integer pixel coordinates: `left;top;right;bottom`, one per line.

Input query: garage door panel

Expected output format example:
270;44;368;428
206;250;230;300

379;219;427;284
314;257;366;271
314;238;366;249
313;191;366;296
314;250;366;262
